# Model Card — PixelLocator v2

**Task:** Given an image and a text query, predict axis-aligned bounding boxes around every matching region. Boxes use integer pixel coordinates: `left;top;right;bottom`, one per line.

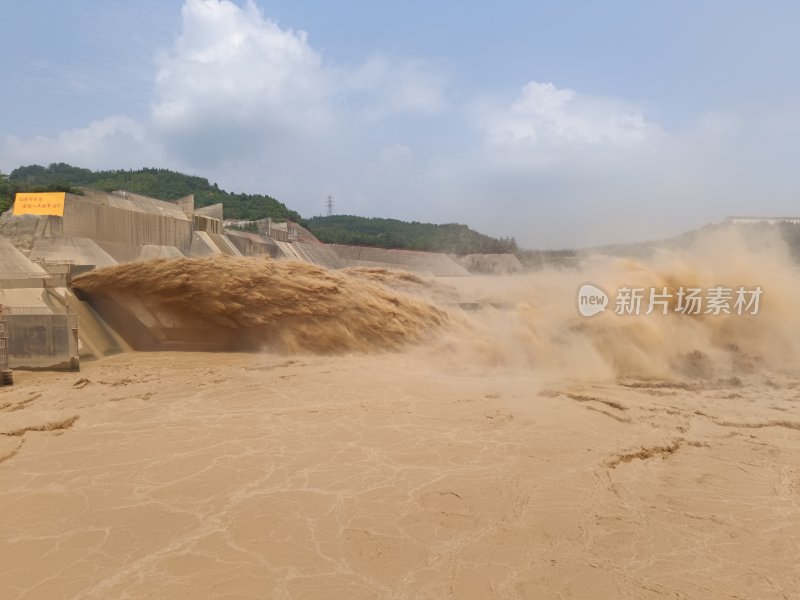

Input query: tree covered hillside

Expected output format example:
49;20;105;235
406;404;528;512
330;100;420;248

2;163;518;255
306;215;517;254
4;163;301;222
0;171;12;213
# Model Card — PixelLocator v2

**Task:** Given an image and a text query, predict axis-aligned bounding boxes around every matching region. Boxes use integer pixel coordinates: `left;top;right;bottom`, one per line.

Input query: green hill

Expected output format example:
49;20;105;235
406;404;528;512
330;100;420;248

305;215;517;254
3;163;301;222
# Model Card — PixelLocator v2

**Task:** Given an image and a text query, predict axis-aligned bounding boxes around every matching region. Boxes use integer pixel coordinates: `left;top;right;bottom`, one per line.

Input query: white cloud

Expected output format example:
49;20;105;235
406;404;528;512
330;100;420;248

347;56;449;118
147;0;449;164
478;81;658;167
1;116;162;171
152;0;332;157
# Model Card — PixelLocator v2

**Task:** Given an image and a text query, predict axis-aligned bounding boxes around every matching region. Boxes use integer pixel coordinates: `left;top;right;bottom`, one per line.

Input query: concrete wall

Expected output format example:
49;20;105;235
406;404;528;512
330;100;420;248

39;191;194;261
329;244;469;276
194;214;223;234
4;309;78;370
0;213;40;254
0;237;49;280
456;253;524;275
208;233;242;256
195;203;224;222
0;311;10;383
76;290;246;352
189;231;221;257
267;220;290;242
224;230;279;258
30;237;118;269
288;223;344;268
138;245;185;260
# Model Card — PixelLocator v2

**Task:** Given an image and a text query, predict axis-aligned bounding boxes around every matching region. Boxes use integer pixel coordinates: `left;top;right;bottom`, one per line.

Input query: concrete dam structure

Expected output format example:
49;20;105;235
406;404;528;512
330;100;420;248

0;188;309;368
0;237;80;371
0;187;517;372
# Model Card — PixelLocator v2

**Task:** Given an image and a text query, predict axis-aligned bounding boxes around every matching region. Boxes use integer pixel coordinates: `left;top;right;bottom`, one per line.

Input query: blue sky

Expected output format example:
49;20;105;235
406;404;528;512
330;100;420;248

2;0;799;247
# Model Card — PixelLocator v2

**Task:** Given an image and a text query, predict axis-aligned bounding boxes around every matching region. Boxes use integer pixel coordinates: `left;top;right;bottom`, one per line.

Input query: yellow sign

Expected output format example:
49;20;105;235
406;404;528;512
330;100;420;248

12;192;66;217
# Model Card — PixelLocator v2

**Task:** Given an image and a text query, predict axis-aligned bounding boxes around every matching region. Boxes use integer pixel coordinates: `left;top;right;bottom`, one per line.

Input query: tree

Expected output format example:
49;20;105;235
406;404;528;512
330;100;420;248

0;171;13;213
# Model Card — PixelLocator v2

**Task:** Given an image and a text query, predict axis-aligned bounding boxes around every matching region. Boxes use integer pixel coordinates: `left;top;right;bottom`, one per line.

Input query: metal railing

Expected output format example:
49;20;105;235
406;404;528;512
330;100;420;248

0;306;11;384
0;271;51;278
36;259;76;266
0;329;8;372
3;306;55;316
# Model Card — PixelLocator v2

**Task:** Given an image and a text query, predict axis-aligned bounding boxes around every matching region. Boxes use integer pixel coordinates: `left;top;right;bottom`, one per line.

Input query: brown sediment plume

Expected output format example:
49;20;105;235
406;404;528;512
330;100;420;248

72;226;800;379
344;266;427;286
344;266;461;303
72;256;448;353
431;226;800;381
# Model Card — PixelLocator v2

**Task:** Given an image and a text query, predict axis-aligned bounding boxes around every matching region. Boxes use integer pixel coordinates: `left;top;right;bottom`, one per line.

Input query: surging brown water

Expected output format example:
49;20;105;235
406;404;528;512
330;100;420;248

72;256;448;353
7;227;800;600
433;226;800;381
73;226;800;381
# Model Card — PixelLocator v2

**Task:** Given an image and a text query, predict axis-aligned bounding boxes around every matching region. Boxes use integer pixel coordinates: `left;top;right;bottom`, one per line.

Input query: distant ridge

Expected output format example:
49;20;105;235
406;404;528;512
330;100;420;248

305;215;517;255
